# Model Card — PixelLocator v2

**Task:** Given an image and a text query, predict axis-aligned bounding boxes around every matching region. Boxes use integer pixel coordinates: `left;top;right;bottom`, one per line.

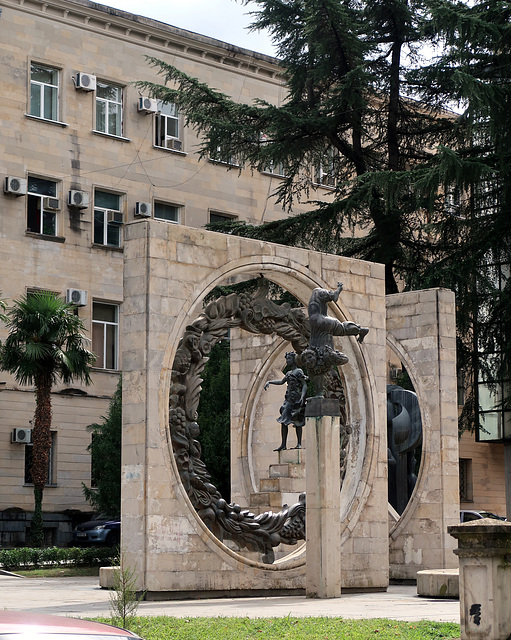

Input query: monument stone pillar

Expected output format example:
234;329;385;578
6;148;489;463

449;519;511;640
305;397;342;598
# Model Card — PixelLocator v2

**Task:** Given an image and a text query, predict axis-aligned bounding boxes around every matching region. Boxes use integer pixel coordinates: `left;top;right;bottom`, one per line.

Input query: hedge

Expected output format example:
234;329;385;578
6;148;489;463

0;546;114;570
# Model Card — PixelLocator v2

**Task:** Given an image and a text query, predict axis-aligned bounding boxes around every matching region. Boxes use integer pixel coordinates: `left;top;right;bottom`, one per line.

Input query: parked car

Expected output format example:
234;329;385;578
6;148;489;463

460;510;506;523
73;518;120;546
0;611;141;640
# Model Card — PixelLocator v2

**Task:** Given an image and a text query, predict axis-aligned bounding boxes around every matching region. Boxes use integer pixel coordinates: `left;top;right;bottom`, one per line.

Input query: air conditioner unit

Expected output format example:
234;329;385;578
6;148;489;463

4;176;27;196
68;190;90;210
135;202;152;217
138;97;158;114
107;210;123;224
66;288;88;307
76;73;97;92
43;197;60;211
167;138;183;152
11;428;32;444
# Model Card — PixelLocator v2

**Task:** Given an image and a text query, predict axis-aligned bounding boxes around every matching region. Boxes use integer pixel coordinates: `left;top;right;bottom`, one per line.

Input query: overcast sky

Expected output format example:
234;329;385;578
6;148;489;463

104;0;277;56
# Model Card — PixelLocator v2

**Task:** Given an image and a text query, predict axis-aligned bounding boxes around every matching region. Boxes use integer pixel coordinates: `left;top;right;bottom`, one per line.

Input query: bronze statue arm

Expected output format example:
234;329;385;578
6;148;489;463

331;282;343;303
299;379;308;404
264;378;286;390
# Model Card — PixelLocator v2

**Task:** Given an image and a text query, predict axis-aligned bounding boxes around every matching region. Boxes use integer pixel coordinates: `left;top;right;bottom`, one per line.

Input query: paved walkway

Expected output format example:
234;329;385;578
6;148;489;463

0;575;459;623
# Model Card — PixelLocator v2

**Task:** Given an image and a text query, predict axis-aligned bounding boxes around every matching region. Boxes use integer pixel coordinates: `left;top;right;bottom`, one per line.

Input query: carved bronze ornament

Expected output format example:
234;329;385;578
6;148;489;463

169;279;349;564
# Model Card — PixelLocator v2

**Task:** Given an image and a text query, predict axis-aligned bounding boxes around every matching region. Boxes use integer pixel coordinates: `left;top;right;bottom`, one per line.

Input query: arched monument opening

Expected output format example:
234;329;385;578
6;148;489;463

117;220;458;597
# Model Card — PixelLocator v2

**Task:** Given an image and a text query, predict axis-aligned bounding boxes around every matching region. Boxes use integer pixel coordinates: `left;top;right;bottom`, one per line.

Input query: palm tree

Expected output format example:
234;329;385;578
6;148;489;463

1;291;95;546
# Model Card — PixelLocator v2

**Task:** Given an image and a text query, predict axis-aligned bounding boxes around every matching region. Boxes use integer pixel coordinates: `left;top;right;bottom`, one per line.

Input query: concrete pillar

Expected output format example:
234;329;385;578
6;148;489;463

449;519;511;640
305;397;341;598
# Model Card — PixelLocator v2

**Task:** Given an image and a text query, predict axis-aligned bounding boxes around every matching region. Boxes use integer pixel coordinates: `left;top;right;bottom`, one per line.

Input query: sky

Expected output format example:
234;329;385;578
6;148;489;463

103;0;277;56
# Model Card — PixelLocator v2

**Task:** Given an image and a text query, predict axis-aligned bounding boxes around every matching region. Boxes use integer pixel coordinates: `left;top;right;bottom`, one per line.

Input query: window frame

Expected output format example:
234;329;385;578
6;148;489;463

26;176;59;237
208;211;238;225
459;458;474;503
93;189;123;248
92;301;120;371
314;147;340;188
154;201;181;224
95;80;124;137
475;258;511;442
154;102;183;152
209;146;239;167
29;62;59;122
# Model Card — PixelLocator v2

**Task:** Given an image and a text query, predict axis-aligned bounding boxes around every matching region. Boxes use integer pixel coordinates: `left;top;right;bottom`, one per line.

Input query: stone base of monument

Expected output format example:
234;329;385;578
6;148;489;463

305;398;341;598
417;568;459;598
249;448;305;516
449;518;511;640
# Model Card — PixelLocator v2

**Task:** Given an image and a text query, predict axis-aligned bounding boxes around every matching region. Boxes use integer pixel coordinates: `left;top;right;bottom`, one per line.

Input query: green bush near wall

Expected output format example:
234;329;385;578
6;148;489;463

0;546;114;570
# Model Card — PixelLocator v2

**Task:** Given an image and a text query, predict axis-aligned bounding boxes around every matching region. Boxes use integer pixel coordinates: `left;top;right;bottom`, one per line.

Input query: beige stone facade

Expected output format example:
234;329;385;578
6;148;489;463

0;0;313;542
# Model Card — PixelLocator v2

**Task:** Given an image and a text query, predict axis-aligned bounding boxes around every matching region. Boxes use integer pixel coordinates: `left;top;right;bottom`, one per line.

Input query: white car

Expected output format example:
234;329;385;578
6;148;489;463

460;510;506;523
0;611;142;640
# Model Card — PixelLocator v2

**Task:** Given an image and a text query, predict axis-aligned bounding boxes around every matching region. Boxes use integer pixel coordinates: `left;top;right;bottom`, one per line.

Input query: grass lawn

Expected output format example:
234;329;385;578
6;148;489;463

96;617;460;640
14;566;100;578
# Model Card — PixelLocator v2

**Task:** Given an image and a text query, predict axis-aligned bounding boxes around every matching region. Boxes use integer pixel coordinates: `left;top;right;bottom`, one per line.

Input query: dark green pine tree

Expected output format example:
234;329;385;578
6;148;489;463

83;377;122;518
139;0;510;432
196;340;231;501
139;0;456;295
408;0;511;432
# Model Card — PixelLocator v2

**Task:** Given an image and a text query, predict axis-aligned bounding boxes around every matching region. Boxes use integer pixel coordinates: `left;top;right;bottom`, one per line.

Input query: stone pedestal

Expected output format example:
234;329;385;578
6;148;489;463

305;397;341;598
449;518;511;639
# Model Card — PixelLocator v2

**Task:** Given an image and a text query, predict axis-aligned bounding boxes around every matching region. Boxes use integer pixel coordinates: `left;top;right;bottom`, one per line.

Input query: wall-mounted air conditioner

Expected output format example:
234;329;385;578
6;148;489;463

4;176;27;196
167;138;183;152
107;210;123;224
135;202;152;217
68;190;90;210
43;197;60;211
11;428;32;444
138;97;158;114
76;73;97;92
66;289;88;307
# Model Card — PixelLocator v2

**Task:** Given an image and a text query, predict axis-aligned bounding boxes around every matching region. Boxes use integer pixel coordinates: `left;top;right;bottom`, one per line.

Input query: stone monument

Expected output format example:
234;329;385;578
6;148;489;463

298;282;369;598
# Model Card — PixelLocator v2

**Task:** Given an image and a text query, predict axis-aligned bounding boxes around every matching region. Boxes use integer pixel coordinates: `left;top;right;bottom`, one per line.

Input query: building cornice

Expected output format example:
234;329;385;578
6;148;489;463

1;0;283;82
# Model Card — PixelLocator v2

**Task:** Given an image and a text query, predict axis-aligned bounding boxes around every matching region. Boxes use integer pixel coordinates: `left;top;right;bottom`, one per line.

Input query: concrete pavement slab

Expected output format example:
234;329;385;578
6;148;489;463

0;576;460;623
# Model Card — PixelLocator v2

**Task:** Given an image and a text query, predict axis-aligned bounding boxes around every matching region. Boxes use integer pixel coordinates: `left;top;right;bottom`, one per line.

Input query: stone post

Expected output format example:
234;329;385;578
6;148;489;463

305;397;342;598
449;519;511;640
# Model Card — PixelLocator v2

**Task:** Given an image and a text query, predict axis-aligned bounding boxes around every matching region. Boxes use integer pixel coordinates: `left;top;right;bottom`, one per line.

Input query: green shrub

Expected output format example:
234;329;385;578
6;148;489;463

0;546;114;570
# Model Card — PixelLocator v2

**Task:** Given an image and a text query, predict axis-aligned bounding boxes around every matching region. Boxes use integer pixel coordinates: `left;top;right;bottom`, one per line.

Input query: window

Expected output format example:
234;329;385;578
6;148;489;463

154;202;180;223
210;146;238;166
459;458;473;502
92;302;119;370
259;133;287;177
93;190;122;247
209;211;237;224
155;102;182;151
96;81;123;136
314;147;340;188
25;432;56;485
264;161;287;177
444;187;462;218
30;63;58;121
27;176;58;236
476;258;511;442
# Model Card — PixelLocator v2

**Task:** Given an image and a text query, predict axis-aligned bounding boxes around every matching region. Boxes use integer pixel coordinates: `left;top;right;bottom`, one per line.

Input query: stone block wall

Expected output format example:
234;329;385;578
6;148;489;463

386;289;459;579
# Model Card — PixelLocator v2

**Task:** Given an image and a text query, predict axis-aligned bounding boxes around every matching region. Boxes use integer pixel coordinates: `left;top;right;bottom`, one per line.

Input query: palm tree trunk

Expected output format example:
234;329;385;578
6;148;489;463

30;372;53;547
